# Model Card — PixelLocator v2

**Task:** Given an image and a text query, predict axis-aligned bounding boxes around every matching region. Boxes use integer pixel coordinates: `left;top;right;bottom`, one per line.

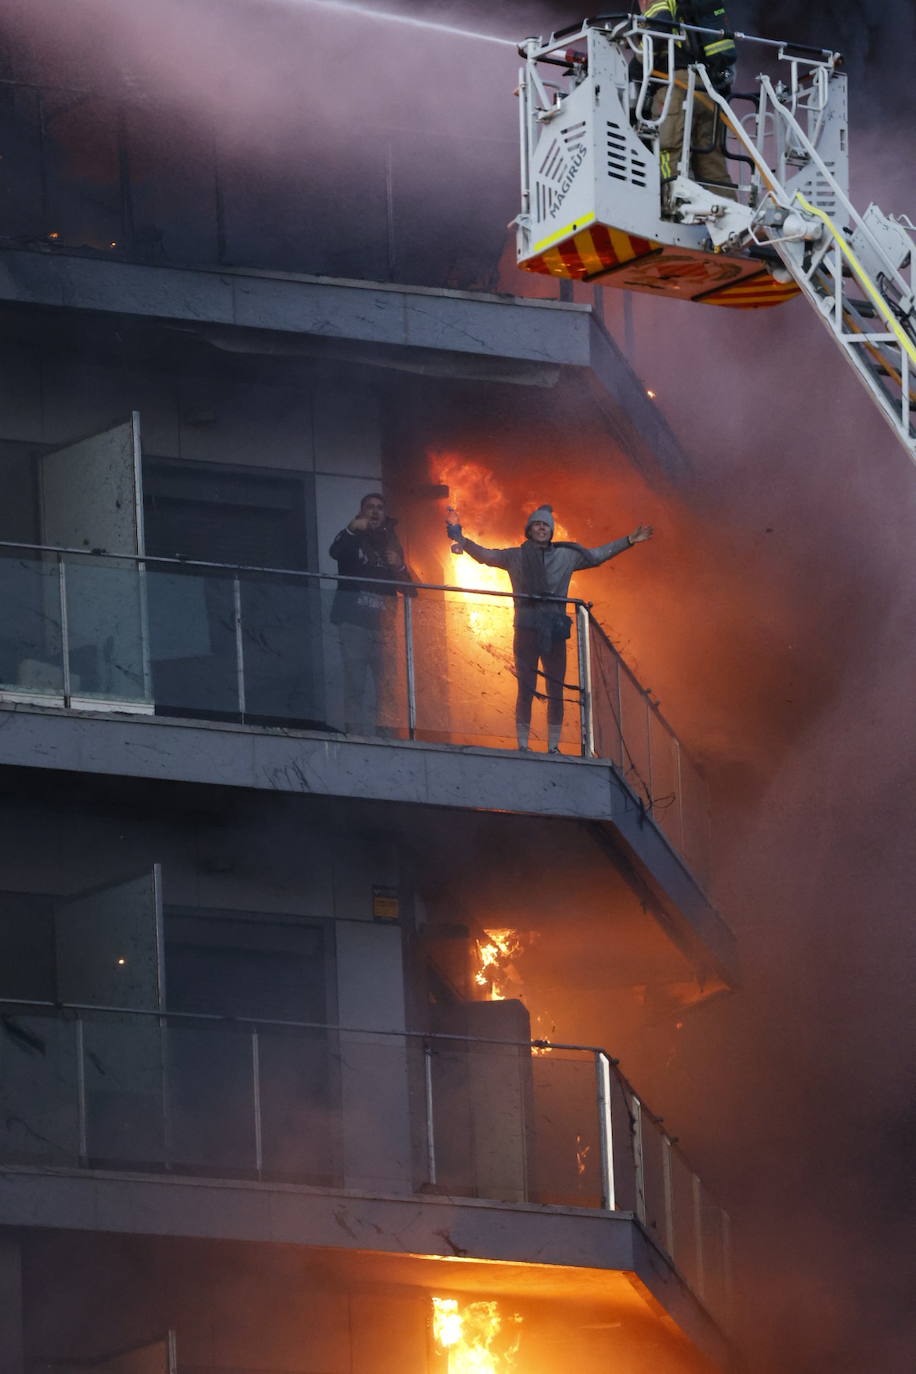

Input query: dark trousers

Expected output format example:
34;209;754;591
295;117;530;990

513;628;567;728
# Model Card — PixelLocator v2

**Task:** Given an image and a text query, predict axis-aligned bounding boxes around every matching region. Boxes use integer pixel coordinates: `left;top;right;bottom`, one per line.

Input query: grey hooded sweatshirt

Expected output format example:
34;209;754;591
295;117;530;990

459;535;631;599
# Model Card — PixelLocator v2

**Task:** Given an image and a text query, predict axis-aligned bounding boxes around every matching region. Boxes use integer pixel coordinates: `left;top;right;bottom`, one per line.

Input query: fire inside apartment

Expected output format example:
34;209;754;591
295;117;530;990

0;8;740;1374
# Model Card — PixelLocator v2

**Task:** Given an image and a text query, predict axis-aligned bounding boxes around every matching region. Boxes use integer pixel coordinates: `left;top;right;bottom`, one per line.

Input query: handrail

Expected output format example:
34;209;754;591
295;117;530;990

0;537;583;607
0;993;732;1321
535;17;839;64
0;995;683;1158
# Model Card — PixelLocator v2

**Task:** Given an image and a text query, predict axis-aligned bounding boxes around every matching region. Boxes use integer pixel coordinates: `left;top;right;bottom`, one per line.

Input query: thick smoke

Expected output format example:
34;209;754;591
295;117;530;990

1;1;914;1371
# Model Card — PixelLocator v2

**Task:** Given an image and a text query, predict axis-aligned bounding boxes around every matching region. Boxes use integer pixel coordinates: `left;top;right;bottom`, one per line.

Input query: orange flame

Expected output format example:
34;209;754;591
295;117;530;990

432;1296;522;1372
437;455;516;648
473;928;523;1001
576;1134;591;1177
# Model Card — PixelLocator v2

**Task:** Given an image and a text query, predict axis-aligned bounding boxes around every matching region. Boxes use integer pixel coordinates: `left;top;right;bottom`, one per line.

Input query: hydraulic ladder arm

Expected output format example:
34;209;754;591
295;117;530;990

678;67;916;462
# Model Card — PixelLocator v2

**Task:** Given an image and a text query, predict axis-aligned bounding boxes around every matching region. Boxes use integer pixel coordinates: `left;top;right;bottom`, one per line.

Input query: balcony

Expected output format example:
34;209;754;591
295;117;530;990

0;541;710;882
0;996;732;1329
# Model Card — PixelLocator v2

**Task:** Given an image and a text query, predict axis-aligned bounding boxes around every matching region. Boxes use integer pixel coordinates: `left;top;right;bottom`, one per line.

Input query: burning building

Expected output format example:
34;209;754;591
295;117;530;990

0;2;748;1372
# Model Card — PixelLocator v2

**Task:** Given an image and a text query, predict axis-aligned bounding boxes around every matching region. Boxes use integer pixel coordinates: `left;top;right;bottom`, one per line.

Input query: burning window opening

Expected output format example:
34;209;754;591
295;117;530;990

435;452;570;651
432;1295;522;1373
473;927;524;1002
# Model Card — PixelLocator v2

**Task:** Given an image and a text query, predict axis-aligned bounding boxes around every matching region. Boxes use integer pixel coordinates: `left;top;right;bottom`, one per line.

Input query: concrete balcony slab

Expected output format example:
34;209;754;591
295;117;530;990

0;1164;730;1370
0;703;735;984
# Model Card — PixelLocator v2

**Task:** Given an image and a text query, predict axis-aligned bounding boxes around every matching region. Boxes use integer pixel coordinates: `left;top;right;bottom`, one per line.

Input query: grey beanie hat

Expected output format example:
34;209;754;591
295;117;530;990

525;504;555;536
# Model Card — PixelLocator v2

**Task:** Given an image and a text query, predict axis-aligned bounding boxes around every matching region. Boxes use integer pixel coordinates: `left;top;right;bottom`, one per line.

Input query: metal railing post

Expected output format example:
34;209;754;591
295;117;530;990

423;1040;437;1187
632;1095;646;1225
722;1208;733;1319
595;1051;616;1210
662;1134;675;1259
404;594;417;741
159;1014;172;1171
58;554;72;705
251;1027;263;1177
75;1015;88;1163
576;604;595;758
614;649;624;770
692;1172;706;1299
674;737;686;858
233;575;246;721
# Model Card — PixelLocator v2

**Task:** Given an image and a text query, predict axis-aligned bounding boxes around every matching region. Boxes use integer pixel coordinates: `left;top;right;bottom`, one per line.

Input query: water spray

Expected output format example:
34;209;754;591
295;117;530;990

287;0;516;47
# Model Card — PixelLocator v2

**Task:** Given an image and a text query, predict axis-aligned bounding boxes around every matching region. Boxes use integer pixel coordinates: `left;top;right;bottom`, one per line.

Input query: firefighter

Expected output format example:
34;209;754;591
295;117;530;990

639;0;737;204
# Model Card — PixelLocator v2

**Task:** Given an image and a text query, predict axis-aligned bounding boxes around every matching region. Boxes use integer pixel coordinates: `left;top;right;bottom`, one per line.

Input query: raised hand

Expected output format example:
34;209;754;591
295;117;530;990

446;506;464;554
629;523;653;544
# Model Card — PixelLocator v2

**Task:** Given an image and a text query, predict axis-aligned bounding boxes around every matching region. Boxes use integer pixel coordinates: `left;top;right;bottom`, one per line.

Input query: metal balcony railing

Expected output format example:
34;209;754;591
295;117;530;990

0;541;710;881
0;997;732;1325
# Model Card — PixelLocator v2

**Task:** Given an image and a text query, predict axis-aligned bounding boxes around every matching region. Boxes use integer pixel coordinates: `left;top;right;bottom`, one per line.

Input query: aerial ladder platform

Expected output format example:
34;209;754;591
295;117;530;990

514;15;916;462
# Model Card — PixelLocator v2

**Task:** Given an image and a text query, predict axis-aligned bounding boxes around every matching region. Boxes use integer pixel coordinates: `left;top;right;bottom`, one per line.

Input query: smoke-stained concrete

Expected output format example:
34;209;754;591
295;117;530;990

0;0;913;1369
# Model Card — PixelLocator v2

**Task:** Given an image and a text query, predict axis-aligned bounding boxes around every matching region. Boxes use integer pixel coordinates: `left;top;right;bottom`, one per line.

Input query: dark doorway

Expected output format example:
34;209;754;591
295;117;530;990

143;460;328;727
164;912;338;1182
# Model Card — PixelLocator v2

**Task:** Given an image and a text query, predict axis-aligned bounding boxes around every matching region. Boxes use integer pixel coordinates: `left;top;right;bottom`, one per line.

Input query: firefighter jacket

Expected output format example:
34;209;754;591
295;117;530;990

642;0;736;83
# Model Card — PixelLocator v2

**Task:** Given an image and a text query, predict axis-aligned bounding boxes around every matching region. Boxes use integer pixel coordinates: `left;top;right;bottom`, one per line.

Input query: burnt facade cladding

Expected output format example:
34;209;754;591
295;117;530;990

0;9;736;1374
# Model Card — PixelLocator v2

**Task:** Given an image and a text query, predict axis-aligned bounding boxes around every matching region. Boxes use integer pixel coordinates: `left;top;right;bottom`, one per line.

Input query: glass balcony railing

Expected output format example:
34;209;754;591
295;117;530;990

0;997;733;1327
0;542;709;881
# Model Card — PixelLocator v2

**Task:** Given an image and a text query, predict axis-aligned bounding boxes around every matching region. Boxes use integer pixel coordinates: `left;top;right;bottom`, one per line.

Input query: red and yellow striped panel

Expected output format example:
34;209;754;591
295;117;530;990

697;272;801;310
521;223;659;279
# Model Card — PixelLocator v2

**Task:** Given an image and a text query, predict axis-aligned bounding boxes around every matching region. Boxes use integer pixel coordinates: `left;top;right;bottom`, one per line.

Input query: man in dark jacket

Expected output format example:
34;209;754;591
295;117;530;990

447;504;652;752
330;493;411;735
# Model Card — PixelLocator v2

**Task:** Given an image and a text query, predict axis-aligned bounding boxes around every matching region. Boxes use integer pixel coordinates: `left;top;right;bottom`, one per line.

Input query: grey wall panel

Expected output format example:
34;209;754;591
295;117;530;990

38;361;132;448
312;384;381;480
175;379;314;472
335;921;405;1034
0;341;43;444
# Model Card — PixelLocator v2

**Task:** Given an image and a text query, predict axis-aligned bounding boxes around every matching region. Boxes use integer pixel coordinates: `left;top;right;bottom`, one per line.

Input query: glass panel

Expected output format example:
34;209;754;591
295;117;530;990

147;566;238;718
83;1014;166;1167
618;666;652;805
637;1108;669;1247
648;711;682;851
680;752;711;886
411;590;581;752
670;1145;700;1278
240;575;327;727
257;1025;338;1183
337;1030;413;1194
589;627;623;766
697;1180;730;1323
42;91;122;251
428;1035;532;1202
64;556;148;705
608;1072;639;1212
322;580;409;740
166;1020;256;1173
0;553;63;697
0;1011;79;1164
528;1050;601;1208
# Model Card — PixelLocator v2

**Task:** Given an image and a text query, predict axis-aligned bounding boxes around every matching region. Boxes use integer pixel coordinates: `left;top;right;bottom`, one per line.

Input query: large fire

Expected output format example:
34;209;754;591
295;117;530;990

432;1296;522;1372
437;452;569;645
430;450;576;751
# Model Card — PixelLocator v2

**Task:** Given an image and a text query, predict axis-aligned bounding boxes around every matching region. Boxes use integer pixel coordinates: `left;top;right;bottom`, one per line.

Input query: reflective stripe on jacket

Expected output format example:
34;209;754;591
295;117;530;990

643;0;736;70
